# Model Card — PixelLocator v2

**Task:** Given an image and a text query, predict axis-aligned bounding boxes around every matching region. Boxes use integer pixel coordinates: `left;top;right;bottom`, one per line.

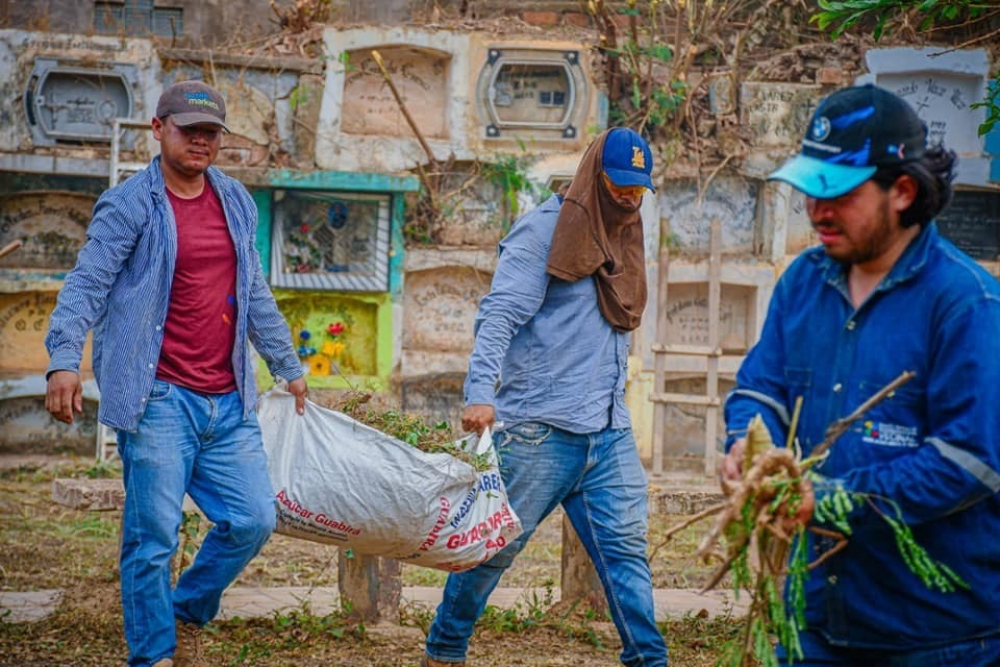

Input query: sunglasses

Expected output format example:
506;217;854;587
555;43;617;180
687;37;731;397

601;173;647;198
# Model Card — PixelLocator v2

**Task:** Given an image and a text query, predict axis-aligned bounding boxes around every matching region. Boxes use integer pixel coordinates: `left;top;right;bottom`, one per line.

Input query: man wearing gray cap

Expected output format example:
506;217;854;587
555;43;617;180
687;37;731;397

45;80;308;667
721;84;1000;665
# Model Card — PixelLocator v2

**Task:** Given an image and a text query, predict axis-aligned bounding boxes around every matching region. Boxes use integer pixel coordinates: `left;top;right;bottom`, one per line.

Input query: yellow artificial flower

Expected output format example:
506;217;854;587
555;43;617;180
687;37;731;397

322;341;346;358
308;354;331;376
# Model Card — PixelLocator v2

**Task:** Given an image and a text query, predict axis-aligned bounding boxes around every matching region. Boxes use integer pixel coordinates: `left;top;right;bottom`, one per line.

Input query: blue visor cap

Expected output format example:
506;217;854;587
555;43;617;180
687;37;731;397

768;84;926;199
602;127;656;192
769;155;876;199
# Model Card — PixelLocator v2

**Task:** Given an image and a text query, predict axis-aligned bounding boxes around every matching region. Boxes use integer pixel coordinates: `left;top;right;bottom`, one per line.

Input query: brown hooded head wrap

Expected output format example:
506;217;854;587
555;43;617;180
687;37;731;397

545;128;653;331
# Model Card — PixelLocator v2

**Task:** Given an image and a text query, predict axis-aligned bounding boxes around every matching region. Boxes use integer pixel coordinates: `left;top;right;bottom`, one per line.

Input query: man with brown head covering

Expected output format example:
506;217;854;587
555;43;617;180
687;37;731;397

424;128;668;667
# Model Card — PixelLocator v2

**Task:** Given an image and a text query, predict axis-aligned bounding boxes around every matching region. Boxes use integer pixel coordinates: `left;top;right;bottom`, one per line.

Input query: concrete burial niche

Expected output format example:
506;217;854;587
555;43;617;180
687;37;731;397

267;290;385;387
403;266;488;353
741;82;821;177
467;36;601;154
662;282;757;357
0;30;158;161
863;47;991;187
341;46;450;140
0;294;97;455
0;191;94;270
658;176;760;255
269;189;391;292
25;59;136;146
660;376;736;459
400;247;496;379
318;27;470;173
0;293;75;374
0;395;98;454
400;373;465;432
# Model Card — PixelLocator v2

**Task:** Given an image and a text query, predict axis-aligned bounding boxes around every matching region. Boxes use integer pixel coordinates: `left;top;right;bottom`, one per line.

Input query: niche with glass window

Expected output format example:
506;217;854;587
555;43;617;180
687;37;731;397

475;48;589;140
25;59;138;146
270;190;391;292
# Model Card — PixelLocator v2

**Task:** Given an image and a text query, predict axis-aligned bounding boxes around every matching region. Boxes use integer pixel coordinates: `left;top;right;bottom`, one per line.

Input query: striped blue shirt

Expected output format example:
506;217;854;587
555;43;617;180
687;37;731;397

45;157;302;432
464;195;631;434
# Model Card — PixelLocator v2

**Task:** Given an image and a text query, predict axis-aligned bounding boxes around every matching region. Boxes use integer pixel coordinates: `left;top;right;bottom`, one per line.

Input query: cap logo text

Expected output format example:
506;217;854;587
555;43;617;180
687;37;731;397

631;146;646;170
184;92;220;111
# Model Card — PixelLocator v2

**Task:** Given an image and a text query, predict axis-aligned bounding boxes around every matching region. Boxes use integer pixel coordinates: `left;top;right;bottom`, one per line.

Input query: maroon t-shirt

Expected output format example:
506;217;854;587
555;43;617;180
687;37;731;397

156;183;238;393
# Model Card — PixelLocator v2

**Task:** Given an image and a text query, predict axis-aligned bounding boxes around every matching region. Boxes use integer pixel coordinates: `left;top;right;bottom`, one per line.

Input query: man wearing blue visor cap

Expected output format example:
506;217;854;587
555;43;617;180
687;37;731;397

720;84;1000;665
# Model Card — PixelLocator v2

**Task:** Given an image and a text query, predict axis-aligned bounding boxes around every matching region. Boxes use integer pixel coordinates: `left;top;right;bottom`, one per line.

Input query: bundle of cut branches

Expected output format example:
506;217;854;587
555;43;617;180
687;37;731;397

659;370;967;667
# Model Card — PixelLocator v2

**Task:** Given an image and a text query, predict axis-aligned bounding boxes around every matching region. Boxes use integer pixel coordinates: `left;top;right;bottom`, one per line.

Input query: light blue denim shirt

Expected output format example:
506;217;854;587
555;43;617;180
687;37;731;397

725;223;1000;649
464;195;631;434
45;156;302;432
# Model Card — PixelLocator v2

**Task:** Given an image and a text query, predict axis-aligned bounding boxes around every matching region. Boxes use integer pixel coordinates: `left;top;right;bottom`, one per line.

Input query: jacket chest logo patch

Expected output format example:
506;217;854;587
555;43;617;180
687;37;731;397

862;420;919;447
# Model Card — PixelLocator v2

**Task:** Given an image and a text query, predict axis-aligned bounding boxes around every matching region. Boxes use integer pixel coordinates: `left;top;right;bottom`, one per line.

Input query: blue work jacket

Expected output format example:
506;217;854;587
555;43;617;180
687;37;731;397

725;223;1000;650
45;157;302;432
464;195;631;434
725;223;1000;649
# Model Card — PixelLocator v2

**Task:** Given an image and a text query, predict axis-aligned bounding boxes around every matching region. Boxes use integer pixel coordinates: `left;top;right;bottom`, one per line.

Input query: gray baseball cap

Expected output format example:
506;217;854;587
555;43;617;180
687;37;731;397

155;80;229;131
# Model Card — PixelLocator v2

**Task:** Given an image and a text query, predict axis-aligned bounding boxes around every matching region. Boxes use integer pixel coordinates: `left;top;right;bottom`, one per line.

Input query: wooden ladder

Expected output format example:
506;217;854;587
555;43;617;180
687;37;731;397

649;218;740;478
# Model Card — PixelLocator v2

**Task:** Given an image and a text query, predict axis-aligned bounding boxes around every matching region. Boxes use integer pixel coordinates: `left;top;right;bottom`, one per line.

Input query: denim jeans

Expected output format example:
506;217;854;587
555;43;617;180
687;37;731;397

117;380;276;667
426;423;668;666
777;630;1000;666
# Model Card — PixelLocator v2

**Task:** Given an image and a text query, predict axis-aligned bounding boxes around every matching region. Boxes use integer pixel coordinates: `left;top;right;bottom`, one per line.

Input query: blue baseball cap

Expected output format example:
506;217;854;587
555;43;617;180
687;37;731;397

769;84;926;199
601;127;656;192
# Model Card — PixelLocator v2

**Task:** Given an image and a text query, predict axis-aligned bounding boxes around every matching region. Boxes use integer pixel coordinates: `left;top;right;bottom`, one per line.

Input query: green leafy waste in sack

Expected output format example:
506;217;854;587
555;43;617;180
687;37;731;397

335;390;494;471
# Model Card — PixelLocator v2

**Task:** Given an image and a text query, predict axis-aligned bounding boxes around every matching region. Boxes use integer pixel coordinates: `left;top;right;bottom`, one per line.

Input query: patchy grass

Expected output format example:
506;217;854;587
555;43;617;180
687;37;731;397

1;455;740;665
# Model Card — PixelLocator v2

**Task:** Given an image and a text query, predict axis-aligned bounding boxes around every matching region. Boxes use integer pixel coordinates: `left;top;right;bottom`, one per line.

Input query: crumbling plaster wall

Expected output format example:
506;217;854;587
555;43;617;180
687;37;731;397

0;4;996;467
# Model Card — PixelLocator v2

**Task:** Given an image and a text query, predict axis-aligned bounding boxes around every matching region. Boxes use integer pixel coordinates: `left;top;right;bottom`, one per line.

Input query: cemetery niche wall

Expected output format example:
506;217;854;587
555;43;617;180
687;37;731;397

861;47;1000;270
0;30;159;175
254;172;419;393
0;186;100;454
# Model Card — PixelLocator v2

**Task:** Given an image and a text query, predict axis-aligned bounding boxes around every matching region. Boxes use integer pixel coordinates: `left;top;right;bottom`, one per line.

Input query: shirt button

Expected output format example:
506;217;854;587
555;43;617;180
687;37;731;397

141;397;147;403
828;575;838;584
148;363;154;369
155;325;162;331
833;383;842;392
846;321;856;330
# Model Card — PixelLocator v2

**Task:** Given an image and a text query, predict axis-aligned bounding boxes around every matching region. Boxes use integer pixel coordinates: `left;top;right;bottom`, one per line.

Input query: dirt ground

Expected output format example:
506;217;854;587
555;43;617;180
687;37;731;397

0;454;742;666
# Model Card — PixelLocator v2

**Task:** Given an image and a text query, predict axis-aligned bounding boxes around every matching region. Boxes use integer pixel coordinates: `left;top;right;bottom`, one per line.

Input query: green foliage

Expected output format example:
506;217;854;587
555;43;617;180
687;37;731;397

813;0;993;38
602;23;687;136
811;0;1000;135
83;459;122;479
288;84;309;111
481;151;537;224
224;604;361;666
173;510;204;584
53;514;119;540
707;463;968;665
971;78;1000;137
337;391;492;470
811;481;856;535
879;506;969;593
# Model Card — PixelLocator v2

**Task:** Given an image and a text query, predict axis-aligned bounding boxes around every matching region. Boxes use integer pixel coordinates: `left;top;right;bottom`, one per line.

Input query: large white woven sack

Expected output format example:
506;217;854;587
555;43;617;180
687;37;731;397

258;389;522;572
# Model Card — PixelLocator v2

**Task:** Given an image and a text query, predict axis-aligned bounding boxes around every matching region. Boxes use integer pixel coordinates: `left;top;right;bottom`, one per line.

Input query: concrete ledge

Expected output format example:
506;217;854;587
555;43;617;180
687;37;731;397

651;489;725;516
51;478;124;511
51;477;727;518
217;585;746;623
0;590;63;623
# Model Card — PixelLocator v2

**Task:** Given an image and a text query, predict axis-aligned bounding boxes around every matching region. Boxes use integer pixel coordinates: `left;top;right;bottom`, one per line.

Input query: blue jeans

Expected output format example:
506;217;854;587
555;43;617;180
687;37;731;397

117;380;276;667
426;423;668;666
777;630;1000;666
